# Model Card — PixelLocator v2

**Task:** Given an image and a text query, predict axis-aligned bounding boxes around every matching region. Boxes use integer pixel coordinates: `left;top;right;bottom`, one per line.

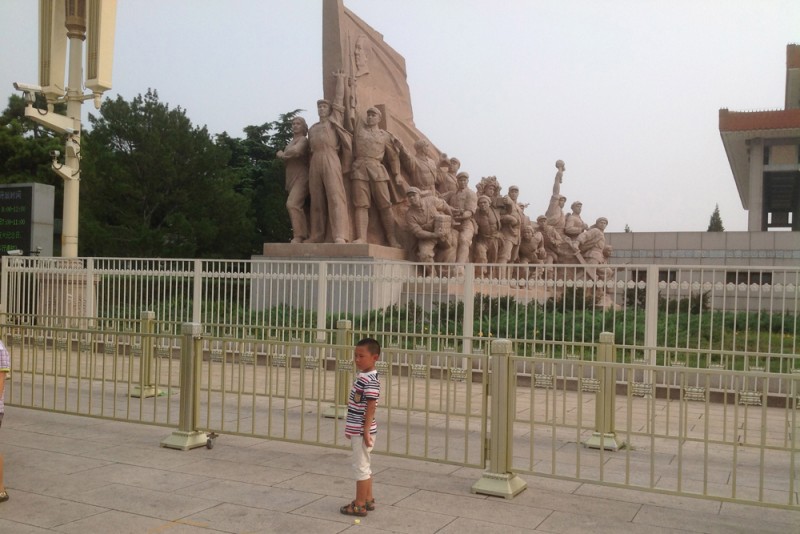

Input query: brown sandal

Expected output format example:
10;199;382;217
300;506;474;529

340;501;368;517
366;499;375;511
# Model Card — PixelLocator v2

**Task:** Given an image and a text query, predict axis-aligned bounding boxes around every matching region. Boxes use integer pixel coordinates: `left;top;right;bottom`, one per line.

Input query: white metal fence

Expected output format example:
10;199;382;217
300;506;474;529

1;256;798;508
2;257;797;354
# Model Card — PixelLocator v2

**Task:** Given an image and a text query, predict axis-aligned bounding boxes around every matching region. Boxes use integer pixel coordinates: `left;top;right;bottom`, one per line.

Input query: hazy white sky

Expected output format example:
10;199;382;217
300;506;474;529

2;0;799;233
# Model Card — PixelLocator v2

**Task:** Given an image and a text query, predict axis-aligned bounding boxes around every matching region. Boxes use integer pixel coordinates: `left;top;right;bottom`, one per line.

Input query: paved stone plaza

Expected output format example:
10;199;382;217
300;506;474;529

1;406;799;533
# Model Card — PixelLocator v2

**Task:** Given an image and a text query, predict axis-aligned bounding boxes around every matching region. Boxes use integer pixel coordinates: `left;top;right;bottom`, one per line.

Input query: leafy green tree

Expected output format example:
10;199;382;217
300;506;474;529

80;90;255;258
219;110;303;246
707;204;724;232
2;90;301;257
0;95;64;185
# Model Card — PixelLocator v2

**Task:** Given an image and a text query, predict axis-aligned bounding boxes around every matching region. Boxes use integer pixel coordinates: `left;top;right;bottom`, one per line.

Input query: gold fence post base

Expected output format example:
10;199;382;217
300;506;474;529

160;430;208;451
130;386;161;398
471;471;527;499
583;432;624;451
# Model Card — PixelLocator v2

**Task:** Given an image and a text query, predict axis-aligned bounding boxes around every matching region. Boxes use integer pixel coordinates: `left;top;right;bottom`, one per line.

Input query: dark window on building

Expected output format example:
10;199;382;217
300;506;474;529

725;271;773;285
658;270;677;283
763;145;770;165
763;171;799;231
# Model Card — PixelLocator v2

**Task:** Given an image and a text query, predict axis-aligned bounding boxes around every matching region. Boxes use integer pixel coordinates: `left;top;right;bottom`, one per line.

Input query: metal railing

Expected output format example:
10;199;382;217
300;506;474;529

2;258;797;356
1;256;799;509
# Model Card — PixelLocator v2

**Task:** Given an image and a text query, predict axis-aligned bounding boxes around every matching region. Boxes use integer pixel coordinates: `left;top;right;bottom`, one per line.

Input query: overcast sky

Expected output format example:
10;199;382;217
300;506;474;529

2;0;799;233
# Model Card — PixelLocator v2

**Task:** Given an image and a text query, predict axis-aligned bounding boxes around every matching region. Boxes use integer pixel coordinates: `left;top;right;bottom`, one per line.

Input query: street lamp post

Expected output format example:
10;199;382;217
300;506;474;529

59;0;87;258
13;0;116;258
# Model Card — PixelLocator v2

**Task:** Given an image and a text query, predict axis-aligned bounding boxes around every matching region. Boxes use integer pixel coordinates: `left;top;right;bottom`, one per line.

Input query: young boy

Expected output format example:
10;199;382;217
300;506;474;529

340;338;381;517
0;338;10;503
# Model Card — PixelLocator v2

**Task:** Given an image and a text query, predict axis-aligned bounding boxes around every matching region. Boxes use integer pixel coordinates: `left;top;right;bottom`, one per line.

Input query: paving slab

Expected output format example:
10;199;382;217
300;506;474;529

0;406;796;533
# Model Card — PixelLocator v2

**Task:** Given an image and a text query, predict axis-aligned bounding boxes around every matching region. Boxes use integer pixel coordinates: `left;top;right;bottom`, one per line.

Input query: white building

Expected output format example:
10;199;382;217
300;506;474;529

606;44;800;271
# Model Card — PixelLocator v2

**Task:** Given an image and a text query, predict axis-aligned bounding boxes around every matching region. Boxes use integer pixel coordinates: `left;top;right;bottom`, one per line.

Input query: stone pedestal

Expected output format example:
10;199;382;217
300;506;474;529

253;243;414;316
261;242;408;261
160;430;208;451
471;471;528;499
584;432;624;451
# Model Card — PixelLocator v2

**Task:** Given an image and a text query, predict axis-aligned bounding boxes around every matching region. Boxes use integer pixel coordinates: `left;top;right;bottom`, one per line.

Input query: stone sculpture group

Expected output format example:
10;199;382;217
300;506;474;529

279;72;612;284
280;76;611;280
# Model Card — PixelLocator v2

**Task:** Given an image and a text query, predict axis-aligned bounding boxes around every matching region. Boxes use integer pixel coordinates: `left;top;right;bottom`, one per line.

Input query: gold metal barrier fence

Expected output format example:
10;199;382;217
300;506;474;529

3;316;797;509
1;319;490;469
512;336;800;509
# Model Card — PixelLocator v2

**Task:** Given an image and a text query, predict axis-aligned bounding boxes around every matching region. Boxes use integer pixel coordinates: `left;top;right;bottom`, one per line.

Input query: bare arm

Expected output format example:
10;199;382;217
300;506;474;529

333;70;347;111
0;343;9;401
552;160;566;196
363;399;377;447
552;169;562;196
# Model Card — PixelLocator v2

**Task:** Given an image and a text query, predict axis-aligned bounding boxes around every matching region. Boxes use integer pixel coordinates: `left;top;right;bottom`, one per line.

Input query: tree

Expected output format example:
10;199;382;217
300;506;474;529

707;204;724;232
0;95;65;184
2;90;301;257
624;224;631;233
219;110;304;246
80;90;256;258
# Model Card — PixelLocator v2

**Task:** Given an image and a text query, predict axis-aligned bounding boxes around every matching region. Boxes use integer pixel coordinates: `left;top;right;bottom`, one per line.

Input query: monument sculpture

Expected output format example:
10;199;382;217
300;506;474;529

400;139;439;197
473;195;502;277
576;216;613;304
545;160;568;233
436;155;460;196
307;71;352;244
404;187;454;272
268;1;615;301
564;201;589;239
277;116;310;243
577;217;610;270
497;185;523;266
350;106;404;247
517;223;546;278
537;214;559;268
444;172;478;272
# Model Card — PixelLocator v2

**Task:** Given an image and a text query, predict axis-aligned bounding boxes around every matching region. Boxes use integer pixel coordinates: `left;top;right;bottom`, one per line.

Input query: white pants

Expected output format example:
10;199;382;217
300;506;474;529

350;435;375;481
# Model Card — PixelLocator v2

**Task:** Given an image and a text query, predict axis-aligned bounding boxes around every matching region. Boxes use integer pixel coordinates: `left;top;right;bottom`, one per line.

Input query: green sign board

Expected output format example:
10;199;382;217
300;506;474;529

0;185;34;253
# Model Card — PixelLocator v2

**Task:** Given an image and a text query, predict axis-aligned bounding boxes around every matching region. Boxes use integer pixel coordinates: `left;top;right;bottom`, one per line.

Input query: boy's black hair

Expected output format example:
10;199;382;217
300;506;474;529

356;337;381;355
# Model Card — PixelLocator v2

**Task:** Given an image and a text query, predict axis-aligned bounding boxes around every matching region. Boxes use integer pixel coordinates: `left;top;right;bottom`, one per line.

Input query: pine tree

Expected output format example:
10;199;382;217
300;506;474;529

707;204;724;232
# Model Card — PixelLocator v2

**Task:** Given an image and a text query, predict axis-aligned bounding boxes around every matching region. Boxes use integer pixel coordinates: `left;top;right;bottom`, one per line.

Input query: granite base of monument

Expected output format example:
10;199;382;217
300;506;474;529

255;244;615;315
253;243;414;315
262;242;408;261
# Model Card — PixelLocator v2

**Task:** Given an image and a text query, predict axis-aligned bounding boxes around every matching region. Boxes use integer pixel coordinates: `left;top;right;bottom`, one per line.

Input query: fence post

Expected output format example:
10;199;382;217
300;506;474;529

161;322;208;450
323;319;353;419
192;259;202;324
643;264;659;381
472;338;527;498
315;261;329;343
584;331;624;451
792;373;800;451
131;310;159;398
462;266;475;357
0;256;8;316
